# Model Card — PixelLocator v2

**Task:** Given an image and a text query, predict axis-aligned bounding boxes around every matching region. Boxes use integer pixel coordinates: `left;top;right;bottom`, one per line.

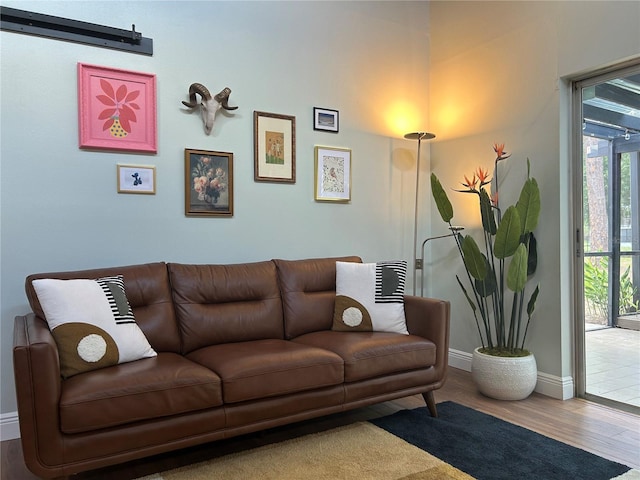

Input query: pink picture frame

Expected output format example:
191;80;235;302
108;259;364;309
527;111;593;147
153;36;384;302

78;63;157;153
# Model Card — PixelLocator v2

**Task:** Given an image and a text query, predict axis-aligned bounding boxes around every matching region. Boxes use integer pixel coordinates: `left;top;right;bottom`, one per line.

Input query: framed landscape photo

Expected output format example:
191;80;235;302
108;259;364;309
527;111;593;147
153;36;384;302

78;63;157;153
313;107;339;133
117;164;156;194
254;111;296;183
314;146;351;202
185;149;233;217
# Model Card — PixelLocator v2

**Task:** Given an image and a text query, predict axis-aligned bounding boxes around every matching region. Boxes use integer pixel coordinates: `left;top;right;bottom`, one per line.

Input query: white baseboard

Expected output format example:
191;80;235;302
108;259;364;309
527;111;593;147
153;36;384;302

1;411;20;441
448;348;574;400
448;348;473;372
0;349;577;443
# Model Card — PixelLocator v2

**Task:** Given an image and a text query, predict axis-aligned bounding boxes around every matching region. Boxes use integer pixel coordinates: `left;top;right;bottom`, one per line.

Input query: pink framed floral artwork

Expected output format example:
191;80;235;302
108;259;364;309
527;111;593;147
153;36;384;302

78;63;157;153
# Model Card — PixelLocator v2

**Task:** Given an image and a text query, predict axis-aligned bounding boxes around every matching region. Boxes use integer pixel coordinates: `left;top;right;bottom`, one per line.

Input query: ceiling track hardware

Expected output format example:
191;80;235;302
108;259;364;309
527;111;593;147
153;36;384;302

1;7;153;56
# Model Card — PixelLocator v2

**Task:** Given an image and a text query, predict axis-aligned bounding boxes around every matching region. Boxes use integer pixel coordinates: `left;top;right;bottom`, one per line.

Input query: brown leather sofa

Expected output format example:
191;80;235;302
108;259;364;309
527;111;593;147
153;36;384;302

13;256;450;479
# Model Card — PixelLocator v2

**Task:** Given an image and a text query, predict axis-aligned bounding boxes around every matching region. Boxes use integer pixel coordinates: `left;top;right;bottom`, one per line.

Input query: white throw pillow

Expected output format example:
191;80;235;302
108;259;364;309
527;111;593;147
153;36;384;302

332;261;409;334
32;275;156;378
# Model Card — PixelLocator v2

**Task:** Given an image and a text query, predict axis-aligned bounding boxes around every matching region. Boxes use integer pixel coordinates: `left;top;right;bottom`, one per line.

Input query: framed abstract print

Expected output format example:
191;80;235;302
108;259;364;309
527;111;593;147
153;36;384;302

78;63;157;153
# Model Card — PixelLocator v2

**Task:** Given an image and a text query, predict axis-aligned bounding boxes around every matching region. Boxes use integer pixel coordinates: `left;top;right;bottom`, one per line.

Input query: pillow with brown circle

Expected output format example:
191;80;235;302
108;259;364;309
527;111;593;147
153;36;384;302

32;275;156;378
332;260;409;334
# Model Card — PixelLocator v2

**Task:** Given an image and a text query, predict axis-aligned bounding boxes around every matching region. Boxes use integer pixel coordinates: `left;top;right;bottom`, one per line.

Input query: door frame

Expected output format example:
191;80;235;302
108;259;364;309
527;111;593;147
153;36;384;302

571;60;640;401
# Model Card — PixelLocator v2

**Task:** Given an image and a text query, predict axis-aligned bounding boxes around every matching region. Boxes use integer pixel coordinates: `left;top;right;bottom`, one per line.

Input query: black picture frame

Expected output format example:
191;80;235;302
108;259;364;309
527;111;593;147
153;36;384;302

313;107;339;133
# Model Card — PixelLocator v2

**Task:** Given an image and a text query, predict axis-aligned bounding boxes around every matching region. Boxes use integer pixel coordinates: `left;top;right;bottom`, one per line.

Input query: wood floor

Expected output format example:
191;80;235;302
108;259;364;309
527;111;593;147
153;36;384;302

2;367;639;479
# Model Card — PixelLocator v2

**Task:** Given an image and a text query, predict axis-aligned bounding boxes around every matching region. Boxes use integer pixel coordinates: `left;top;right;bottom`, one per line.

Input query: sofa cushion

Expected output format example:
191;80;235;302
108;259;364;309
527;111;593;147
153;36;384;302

25;262;182;354
273;256;362;339
187;339;344;403
60;353;223;434
333;261;409;334
32;276;157;378
168;262;284;353
292;331;436;382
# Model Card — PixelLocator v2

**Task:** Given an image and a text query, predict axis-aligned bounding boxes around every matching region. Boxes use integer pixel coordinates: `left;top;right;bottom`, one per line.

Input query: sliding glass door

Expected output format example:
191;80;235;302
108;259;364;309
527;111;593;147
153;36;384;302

574;64;640;411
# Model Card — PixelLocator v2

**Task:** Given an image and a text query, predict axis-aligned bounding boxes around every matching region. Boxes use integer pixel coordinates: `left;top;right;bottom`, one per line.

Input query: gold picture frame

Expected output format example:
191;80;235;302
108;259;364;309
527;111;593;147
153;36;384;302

117;164;156;194
314;146;351;202
185;149;233;217
253;111;296;183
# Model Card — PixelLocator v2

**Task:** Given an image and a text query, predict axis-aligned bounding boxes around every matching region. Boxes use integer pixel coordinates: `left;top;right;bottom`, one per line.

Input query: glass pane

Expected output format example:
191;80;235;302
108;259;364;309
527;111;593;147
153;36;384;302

584;256;609;326
583;136;610;253
619;257;638;316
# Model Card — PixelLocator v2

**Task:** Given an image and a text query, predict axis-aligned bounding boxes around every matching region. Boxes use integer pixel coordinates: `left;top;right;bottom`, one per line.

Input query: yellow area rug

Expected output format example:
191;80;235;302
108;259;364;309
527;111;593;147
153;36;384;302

135;422;473;480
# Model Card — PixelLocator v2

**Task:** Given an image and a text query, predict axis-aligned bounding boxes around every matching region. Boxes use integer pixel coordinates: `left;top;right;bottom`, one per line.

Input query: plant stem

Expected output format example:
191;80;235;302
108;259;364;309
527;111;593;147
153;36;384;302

450;221;489;347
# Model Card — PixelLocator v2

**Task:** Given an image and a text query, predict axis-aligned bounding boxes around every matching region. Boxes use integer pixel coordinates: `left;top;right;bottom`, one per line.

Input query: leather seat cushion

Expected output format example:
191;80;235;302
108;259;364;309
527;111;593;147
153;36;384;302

292;331;436;382
187;339;344;403
60;353;223;434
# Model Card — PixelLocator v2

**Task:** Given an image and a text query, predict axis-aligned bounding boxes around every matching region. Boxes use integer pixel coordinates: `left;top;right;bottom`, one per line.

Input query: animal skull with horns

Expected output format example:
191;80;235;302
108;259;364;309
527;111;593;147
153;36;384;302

182;83;238;134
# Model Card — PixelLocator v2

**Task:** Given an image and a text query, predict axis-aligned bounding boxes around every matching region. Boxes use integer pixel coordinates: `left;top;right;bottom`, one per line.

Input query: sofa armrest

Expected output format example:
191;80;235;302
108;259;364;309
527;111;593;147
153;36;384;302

404;296;450;386
13;314;65;476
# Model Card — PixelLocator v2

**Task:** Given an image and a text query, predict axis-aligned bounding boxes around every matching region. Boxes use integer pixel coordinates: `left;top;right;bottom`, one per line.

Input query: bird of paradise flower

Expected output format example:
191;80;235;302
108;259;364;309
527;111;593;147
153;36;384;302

96;79;140;138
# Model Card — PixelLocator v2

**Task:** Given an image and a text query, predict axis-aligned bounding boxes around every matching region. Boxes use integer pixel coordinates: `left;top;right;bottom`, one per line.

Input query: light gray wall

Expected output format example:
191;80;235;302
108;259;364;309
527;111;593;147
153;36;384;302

1;1;432;416
427;1;640;381
4;0;637;422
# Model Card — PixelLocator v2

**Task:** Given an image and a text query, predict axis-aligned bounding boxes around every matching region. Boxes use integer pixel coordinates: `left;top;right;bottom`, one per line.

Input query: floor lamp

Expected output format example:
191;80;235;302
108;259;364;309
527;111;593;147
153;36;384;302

404;131;435;295
418;226;464;297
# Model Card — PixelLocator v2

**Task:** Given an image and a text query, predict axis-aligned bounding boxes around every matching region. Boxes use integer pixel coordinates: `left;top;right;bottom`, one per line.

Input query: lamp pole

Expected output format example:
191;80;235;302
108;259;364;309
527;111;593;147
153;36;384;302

404;131;435;295
419;227;464;297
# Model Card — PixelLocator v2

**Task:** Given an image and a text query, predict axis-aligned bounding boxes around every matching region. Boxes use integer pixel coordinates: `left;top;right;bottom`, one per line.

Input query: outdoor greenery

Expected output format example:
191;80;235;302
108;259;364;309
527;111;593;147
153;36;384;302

431;144;540;357
584;257;639;319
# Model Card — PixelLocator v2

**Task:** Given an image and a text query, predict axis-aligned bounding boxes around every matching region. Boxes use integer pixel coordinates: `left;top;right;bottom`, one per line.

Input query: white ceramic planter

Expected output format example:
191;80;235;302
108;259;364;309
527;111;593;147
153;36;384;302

471;347;538;400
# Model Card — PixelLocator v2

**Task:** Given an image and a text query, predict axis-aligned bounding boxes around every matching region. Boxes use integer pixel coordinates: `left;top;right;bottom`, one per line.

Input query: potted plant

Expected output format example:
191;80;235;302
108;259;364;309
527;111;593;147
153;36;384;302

431;144;541;400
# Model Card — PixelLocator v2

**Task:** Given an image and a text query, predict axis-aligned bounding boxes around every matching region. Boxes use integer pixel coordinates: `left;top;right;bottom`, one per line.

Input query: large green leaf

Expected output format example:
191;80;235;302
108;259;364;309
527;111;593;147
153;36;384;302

479;188;497;235
526;284;540;317
431;173;454;223
516;178;540;234
462;235;487;280
456;275;477;313
527;232;538;276
506;243;528;292
494;206;522;259
475;260;497;297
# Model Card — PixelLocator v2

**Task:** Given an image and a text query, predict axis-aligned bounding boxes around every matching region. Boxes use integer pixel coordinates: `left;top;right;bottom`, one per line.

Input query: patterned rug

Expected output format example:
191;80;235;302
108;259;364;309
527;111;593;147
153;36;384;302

136;402;639;480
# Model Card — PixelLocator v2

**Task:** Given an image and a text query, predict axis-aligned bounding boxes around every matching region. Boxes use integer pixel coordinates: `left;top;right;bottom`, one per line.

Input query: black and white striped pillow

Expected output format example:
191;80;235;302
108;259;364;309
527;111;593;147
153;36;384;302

332;261;409;334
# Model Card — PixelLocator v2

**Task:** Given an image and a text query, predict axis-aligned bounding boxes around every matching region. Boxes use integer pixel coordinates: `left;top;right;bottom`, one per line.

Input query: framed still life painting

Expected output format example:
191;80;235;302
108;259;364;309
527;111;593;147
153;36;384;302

185;149;233;217
78;63;157;153
253;111;296;183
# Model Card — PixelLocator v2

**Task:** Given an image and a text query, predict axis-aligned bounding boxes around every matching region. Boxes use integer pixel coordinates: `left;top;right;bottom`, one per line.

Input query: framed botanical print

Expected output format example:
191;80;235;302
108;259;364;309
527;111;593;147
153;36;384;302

185;149;233;217
78;63;157;153
314;146;351;202
253;111;296;183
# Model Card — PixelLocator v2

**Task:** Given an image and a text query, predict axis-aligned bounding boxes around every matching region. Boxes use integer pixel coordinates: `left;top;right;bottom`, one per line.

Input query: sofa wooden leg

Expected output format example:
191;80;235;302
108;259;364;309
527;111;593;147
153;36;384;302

422;390;438;418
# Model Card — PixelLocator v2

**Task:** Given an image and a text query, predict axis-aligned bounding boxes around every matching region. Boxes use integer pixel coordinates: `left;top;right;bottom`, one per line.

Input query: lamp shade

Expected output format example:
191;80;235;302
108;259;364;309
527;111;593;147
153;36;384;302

404;132;435;141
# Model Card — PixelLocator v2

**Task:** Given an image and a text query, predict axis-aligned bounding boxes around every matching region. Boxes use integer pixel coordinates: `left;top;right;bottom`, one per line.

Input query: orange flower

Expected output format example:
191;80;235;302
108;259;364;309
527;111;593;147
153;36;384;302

476;166;490;185
493;143;510;161
462;173;478;190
